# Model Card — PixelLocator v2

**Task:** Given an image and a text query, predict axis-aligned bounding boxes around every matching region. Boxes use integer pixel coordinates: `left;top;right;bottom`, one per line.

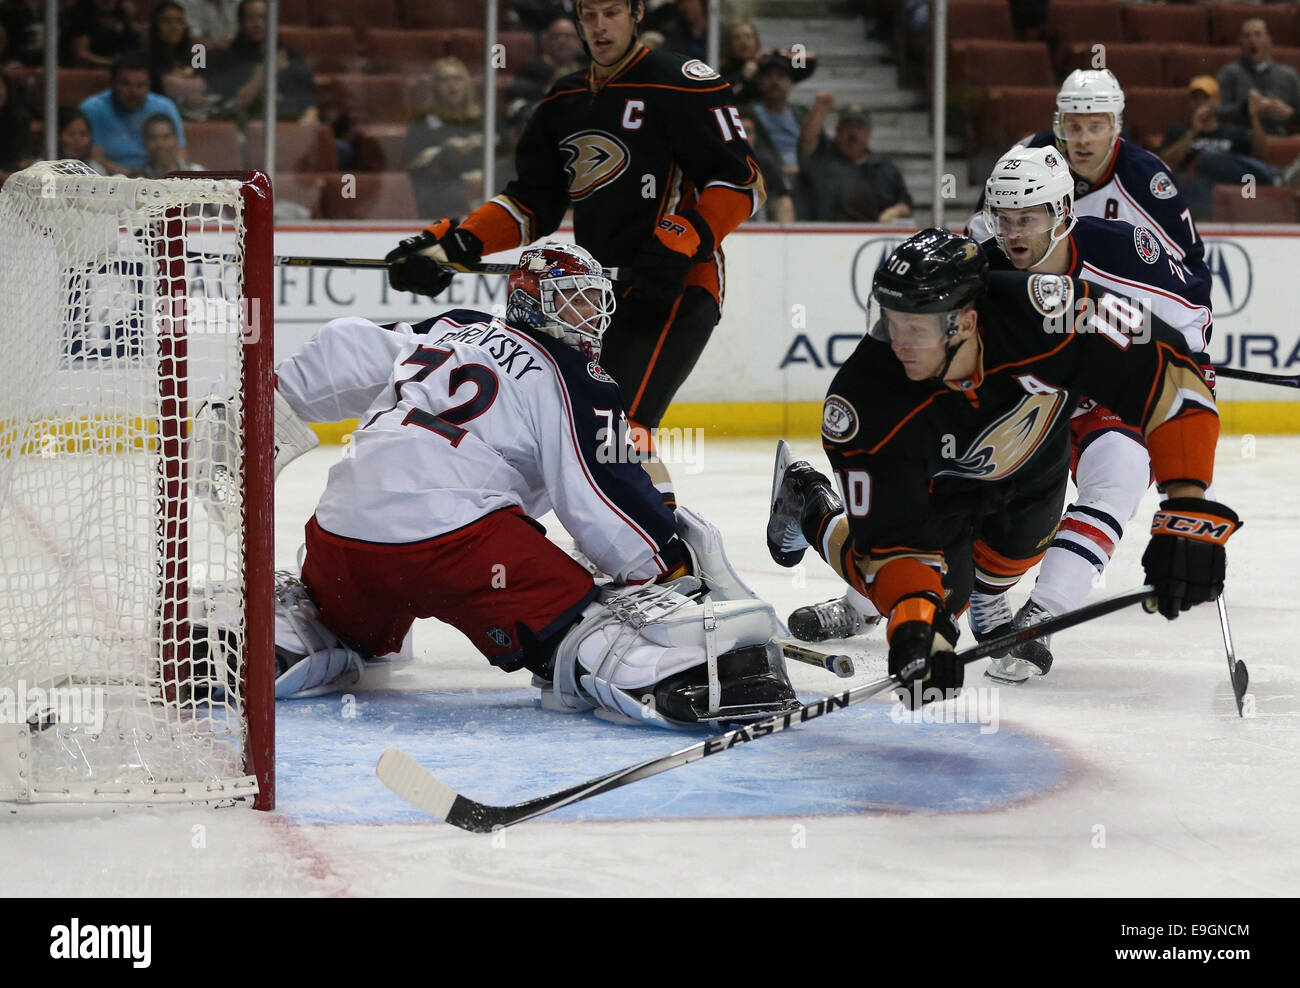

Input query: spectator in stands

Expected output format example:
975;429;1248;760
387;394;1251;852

505;16;585;106
1162;75;1300;219
1217;17;1300;136
131;112;202;177
80;52;187;174
177;0;240;49
653;0;708;62
64;0;141;69
737;107;794;222
148;2;213;121
0;73;32;173
1;1;46;67
404;56;488;219
748;56;810;184
54;106;107;173
514;0;577;36
722;21;763;105
798;101;912;222
208;0;318;125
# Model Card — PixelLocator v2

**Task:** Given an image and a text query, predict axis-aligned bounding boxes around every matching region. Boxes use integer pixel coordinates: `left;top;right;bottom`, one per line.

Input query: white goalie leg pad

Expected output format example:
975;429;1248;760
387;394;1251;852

550;578;784;728
675;504;785;631
272;571;364;699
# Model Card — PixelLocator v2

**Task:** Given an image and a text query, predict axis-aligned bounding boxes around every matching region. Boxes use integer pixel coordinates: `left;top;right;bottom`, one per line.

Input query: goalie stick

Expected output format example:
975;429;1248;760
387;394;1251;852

377;585;1156;833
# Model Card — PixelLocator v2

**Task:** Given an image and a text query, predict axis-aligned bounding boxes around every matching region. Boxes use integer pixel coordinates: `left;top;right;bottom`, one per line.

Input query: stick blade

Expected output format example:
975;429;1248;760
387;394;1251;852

771;438;792;510
1232;660;1249;716
377;748;464;825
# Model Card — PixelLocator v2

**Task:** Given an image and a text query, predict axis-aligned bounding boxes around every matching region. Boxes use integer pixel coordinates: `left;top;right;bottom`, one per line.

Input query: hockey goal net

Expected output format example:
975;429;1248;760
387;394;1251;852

0;161;274;808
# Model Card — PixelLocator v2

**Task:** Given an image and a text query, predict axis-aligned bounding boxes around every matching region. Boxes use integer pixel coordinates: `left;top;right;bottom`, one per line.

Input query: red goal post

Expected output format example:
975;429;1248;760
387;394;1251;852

0;162;274;810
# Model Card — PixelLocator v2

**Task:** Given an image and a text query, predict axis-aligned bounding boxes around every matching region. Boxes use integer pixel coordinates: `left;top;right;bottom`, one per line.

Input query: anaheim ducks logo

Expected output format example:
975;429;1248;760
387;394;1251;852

559;130;630;200
935;393;1068;481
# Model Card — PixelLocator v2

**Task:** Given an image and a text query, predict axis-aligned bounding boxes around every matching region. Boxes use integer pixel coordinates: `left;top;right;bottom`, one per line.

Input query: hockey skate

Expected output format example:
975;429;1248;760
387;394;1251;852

972;594;1055;684
788;595;881;642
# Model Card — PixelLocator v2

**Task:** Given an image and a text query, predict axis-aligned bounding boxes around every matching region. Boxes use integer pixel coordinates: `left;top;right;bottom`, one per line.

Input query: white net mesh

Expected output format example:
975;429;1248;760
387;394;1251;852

0;160;263;804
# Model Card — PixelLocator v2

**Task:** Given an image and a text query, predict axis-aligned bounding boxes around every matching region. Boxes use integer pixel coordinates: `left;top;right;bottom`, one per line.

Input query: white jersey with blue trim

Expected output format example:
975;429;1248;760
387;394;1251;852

275;308;682;584
1019;131;1208;280
970;215;1213;355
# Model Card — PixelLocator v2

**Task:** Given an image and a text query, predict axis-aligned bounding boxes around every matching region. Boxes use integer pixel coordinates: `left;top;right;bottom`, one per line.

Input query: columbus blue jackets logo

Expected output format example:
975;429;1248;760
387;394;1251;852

559;130;631;200
1149;171;1177;199
681;59;720;80
486;626;512;648
587;360;615;383
1133;226;1161;264
822;395;859;442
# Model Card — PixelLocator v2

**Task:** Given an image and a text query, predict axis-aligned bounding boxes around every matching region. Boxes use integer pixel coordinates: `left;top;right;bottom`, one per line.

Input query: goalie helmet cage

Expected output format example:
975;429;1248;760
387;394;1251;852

0;161;274;809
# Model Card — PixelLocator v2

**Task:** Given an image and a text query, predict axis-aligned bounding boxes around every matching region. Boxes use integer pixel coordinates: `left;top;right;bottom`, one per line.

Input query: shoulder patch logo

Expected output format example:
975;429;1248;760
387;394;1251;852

1133;226;1161;264
1149;171;1177;199
587;360;615;383
681;59;720;80
1026;273;1073;318
822;395;859;442
559;129;631;200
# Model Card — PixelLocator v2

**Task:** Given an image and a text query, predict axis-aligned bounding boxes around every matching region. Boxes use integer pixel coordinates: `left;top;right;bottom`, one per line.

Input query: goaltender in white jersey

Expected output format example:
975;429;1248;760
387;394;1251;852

204;242;801;727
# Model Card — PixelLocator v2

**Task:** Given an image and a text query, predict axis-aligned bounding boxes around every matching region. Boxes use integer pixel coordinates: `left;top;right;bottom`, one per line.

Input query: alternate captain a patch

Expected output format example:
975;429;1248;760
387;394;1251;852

822;394;859;442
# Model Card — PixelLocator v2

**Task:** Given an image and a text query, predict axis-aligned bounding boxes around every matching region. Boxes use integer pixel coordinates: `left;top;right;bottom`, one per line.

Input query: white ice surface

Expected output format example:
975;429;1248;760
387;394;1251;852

3;435;1298;896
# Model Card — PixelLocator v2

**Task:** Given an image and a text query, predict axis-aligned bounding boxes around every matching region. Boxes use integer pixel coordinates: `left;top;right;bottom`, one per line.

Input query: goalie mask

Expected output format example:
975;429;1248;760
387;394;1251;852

982;146;1077;269
505;241;615;360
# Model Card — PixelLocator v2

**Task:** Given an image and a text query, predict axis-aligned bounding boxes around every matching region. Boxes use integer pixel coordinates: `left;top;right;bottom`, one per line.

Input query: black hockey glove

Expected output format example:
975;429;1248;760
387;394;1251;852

767;460;843;567
1141;498;1240;620
887;592;962;709
385;219;483;299
626;209;715;321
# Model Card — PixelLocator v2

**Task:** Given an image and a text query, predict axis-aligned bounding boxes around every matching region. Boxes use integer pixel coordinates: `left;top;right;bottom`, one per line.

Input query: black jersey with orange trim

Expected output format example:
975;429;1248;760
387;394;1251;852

478;48;764;299
819;270;1218;610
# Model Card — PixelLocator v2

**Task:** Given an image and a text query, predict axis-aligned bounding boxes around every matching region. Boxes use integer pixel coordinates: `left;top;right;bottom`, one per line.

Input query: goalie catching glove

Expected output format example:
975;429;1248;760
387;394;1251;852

1141;498;1241;619
385;218;483;299
887;591;962;708
627;209;714;319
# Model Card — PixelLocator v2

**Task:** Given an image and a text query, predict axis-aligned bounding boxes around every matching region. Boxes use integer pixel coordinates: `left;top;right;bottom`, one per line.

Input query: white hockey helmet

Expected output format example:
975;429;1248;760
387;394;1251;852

505;240;615;358
982;145;1077;267
1053;68;1125;143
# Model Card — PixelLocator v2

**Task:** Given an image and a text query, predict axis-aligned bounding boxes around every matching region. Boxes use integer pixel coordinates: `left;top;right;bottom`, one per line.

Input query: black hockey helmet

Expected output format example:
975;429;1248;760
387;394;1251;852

871;228;988;318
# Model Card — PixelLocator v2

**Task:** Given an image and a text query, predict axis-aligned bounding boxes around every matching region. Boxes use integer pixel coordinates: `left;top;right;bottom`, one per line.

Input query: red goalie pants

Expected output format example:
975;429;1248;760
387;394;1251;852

301;508;599;671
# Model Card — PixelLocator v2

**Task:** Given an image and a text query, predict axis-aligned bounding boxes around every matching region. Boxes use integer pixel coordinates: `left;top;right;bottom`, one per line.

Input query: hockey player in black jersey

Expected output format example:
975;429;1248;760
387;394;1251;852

768;229;1238;703
384;0;766;509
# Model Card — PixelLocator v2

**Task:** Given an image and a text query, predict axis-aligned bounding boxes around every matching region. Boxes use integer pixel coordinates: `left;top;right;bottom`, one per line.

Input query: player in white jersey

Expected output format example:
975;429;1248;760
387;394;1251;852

251;242;800;727
1009;70;1211;293
967;146;1214;681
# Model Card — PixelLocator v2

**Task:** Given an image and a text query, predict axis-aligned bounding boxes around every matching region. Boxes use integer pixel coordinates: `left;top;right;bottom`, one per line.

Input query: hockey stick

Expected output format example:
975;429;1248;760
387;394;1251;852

270;255;622;279
1216;594;1249;717
377;585;1156;832
780;640;855;678
1213;367;1300;389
